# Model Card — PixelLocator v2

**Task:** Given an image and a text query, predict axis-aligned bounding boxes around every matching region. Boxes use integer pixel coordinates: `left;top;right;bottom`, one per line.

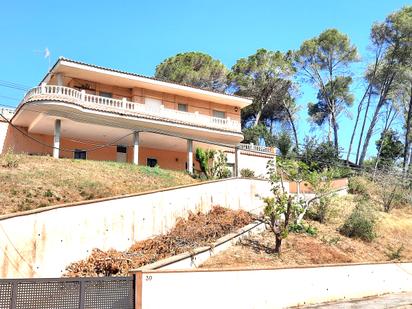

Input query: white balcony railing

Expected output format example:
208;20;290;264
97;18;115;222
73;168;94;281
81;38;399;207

238;143;275;154
22;85;241;132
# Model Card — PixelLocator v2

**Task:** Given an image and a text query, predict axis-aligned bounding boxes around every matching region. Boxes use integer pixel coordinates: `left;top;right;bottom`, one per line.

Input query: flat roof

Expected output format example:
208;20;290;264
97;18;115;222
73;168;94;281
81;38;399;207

41;57;253;108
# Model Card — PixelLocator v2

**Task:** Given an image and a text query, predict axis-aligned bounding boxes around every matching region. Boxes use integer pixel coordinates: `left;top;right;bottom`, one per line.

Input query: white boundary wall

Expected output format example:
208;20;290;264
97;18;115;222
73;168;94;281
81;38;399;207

137;263;412;309
227;152;273;178
0;178;272;278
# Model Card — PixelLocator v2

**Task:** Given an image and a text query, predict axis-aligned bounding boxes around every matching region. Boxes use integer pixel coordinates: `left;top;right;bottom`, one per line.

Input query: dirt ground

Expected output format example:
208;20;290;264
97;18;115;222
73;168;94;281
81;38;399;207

200;196;412;269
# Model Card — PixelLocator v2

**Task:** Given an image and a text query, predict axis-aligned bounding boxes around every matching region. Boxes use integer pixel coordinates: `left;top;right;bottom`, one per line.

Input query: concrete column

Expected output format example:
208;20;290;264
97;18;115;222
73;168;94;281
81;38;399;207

53;119;61;159
56;73;63;86
235;147;240;177
133;131;139;165
187;139;193;174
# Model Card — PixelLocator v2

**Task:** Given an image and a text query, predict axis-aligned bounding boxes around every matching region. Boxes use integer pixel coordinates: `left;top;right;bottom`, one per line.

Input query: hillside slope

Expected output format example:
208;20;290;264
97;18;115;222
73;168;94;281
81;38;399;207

0;154;198;215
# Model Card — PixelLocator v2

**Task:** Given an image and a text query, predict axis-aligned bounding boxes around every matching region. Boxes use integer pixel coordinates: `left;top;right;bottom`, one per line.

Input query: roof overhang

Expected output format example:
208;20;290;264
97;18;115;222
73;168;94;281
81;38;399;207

41;58;252;108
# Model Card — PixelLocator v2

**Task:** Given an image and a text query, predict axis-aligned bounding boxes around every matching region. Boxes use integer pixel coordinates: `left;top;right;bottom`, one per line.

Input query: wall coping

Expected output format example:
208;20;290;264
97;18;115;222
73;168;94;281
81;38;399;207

0;177;269;221
133;261;412;275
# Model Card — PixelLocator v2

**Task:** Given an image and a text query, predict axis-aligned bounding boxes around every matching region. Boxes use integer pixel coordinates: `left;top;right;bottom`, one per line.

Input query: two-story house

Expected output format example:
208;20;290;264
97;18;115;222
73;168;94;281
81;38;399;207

0;58;275;176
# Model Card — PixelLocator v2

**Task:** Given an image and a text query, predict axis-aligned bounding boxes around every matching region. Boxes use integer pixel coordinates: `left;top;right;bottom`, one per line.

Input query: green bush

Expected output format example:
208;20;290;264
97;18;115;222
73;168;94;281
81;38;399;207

288;222;318;236
240;168;255;178
339;203;377;242
348;176;369;197
306;196;339;224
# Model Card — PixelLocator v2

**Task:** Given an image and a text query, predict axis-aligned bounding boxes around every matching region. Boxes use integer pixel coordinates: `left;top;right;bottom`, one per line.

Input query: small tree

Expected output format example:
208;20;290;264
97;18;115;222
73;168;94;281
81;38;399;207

262;158;337;254
195;148;231;179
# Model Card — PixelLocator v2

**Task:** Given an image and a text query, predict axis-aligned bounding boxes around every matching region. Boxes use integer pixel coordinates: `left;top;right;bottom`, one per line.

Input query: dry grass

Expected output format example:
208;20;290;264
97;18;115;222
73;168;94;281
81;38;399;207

200;195;412;269
0;154;199;215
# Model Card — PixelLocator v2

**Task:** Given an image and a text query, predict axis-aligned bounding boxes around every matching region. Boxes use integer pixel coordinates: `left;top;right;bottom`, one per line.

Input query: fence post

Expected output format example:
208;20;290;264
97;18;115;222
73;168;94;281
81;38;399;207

79;280;85;309
11;281;17;309
134;271;143;309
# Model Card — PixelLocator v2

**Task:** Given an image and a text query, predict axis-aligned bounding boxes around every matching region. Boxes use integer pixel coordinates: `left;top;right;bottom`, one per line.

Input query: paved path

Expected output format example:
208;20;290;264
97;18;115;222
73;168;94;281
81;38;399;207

304;292;412;308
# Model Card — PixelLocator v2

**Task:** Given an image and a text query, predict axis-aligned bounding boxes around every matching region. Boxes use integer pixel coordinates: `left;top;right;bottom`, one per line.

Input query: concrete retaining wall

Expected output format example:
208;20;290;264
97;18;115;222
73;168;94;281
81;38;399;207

134;262;412;309
0;178;272;278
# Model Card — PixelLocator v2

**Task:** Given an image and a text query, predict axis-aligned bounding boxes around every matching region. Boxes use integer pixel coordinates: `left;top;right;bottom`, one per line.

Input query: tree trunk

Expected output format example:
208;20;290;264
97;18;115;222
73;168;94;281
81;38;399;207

403;83;412;174
254;109;262;127
359;101;385;166
346;85;370;164
355;89;373;164
274;236;282;254
283;103;299;152
327;114;332;143
358;74;395;166
332;113;339;151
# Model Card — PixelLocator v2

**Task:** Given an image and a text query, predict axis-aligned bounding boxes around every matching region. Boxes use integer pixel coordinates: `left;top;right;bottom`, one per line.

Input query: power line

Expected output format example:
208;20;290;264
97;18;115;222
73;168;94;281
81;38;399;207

0;79;31;92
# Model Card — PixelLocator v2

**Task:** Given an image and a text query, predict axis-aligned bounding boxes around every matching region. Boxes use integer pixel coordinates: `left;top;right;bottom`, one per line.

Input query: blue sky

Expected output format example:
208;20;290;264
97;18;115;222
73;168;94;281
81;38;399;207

0;0;410;160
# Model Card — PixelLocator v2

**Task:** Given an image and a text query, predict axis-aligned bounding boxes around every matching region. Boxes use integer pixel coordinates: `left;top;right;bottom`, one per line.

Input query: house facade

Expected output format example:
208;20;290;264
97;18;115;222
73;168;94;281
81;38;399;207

0;58;275;176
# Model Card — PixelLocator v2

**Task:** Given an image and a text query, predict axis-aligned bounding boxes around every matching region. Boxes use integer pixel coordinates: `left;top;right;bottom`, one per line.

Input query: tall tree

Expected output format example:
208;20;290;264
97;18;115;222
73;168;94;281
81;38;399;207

294;29;358;151
228;49;296;128
358;6;412;166
155;52;228;92
308;76;354;147
375;129;404;169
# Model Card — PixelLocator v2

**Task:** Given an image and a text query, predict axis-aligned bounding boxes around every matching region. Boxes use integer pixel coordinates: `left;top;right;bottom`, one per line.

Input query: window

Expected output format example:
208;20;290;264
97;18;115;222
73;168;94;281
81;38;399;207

213;110;226;119
147;158;158;167
74;149;87;160
116;145;127;153
99;91;113;98
178;103;188;112
144;98;162;109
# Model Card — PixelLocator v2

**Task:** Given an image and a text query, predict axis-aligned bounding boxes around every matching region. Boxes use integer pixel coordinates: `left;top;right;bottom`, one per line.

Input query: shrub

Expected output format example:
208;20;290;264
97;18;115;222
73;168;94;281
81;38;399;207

385;244;404;261
306;196;333;224
339;203;377;242
1;148;20;168
240;168;255;178
348;176;369;197
288;222;318;236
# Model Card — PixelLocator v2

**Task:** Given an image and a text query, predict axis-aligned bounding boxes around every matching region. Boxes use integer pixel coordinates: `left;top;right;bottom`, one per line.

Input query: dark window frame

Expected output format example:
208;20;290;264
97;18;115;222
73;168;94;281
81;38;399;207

116;145;127;153
212;110;226;119
74;149;87;160
178;103;188;112
147;158;158;167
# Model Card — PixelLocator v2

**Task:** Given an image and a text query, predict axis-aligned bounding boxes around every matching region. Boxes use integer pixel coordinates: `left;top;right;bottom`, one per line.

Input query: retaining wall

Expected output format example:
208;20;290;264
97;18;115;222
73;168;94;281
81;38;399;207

134;262;412;309
0;178;272;278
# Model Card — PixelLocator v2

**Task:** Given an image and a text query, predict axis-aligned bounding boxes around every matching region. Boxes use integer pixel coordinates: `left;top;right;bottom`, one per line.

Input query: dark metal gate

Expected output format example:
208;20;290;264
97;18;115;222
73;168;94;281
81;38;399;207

0;276;135;309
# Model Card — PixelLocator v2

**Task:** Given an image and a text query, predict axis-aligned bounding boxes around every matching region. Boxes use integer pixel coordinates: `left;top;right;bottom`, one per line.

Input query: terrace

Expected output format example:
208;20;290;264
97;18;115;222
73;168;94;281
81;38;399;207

21;85;242;133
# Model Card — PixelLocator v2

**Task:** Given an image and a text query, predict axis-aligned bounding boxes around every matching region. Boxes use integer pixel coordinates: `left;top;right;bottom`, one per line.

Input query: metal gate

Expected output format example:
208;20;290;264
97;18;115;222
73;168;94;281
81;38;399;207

0;276;134;309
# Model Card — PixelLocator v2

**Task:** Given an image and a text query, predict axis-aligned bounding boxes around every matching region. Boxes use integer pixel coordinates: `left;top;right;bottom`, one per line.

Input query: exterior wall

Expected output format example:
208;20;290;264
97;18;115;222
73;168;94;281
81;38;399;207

136;263;412;309
288;178;349;194
227;150;274;178
65;78;241;122
0;121;52;155
0;123;199;170
0;178;272;278
1;123;270;176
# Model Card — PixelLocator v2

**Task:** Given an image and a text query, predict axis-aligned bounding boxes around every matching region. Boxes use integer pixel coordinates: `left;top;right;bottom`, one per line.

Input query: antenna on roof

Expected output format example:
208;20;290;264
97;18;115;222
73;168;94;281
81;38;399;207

33;47;52;71
44;48;51;70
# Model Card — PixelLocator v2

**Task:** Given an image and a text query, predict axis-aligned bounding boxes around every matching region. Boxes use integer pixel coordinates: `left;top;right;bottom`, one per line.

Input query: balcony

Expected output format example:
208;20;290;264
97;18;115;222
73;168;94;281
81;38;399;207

21;85;242;133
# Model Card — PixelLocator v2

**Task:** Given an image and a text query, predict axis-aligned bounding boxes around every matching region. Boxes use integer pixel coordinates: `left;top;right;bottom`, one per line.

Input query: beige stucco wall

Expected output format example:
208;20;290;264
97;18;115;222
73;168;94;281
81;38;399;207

0;178;271;278
137;263;412;309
